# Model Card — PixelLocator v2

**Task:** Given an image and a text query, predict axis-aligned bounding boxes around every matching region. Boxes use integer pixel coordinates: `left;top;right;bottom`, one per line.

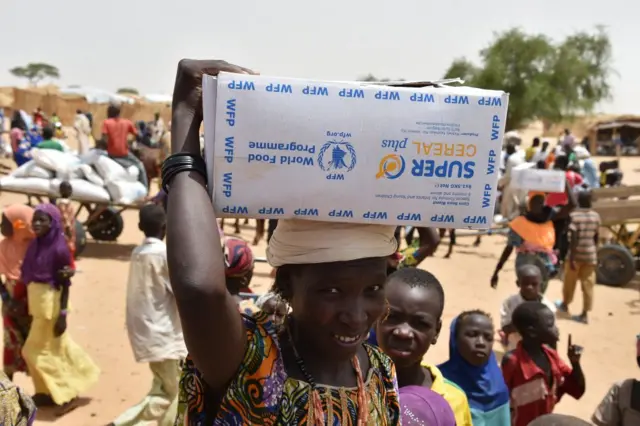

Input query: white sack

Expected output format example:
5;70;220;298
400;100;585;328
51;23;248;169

79;149;104;165
126;166;139;179
30;148;80;175
0;176;51;195
93;155;138;183
49;178;111;203
11;160;54;179
56;165;83;181
76;164;105;186
105;180;148;204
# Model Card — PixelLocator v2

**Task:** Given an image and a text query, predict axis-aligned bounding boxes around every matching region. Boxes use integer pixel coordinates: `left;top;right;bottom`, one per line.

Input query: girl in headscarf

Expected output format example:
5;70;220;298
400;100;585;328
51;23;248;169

20;204;100;408
222;233;256;312
0;205;35;380
223;235;255;294
438;311;510;425
490;180;576;294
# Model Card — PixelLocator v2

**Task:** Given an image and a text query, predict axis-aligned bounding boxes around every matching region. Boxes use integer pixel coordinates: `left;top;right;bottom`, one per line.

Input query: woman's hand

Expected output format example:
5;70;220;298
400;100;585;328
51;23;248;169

171;59;256;154
54;314;67;337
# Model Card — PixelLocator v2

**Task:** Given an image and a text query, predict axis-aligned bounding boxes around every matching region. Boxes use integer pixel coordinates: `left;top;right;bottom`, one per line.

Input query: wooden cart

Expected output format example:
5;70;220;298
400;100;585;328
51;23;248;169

592;185;640;287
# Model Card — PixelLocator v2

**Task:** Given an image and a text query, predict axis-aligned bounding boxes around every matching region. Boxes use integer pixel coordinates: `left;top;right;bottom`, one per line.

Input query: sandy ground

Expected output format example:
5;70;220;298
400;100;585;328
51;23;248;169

1;135;639;424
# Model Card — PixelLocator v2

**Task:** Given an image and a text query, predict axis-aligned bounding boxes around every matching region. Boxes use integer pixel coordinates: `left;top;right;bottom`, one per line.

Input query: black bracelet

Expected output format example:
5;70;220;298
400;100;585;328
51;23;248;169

161;153;208;193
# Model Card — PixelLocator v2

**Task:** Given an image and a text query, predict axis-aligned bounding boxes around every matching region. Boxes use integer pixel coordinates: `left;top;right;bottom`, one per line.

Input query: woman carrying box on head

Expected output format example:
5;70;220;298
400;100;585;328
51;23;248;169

490;179;576;294
165;59;402;425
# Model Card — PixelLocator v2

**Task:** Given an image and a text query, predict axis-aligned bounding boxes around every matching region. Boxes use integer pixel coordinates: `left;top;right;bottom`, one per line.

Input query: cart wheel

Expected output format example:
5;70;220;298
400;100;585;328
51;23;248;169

596;244;636;287
74;220;87;257
87;207;124;241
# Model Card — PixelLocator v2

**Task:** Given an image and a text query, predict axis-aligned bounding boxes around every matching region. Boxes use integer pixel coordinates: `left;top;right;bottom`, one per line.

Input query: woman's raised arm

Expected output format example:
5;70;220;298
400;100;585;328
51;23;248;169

166;59;255;391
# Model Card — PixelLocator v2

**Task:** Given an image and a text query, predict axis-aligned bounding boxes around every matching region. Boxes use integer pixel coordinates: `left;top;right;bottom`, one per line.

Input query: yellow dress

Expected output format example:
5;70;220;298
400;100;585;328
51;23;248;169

21;283;100;405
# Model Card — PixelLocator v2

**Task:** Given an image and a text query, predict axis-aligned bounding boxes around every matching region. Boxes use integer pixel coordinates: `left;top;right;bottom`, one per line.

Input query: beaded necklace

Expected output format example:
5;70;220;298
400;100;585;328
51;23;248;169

286;324;369;426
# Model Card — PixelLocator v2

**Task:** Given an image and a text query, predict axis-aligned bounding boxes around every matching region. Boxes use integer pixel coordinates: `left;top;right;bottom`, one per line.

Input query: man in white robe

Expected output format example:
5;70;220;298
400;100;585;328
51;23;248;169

499;143;527;219
74;109;92;154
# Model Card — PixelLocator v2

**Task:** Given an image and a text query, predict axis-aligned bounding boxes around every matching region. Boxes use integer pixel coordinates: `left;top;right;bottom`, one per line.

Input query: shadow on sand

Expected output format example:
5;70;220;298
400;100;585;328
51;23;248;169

79;241;138;262
35;397;92;422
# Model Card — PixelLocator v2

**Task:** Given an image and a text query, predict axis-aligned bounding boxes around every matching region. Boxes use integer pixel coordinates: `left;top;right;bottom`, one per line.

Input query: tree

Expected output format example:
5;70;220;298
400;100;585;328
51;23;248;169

116;87;139;95
9;63;60;86
359;74;406;83
442;58;479;84
443;27;613;130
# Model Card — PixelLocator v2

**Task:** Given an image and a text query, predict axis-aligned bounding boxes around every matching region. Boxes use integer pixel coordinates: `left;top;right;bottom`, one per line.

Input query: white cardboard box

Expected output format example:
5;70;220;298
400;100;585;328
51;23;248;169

511;168;566;193
203;73;509;229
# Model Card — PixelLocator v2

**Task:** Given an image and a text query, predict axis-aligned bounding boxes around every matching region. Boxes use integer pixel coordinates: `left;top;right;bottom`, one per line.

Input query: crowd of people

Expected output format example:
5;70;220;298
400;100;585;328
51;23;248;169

0;59;636;425
2;104;168;190
493;130;605;326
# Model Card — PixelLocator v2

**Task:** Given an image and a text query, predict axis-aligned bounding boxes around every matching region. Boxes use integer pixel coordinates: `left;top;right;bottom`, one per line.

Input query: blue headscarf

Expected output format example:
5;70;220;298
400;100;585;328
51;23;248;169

438;316;510;413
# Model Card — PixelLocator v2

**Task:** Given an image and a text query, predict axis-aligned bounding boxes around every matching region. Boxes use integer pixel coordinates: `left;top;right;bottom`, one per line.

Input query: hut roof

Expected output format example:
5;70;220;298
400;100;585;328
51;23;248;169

590;114;640;130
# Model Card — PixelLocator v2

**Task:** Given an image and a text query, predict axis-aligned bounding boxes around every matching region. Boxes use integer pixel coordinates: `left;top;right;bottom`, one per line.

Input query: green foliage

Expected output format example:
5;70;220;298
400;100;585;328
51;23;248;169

443;27;613;129
116;87;140;95
359;74;405;83
9;63;60;86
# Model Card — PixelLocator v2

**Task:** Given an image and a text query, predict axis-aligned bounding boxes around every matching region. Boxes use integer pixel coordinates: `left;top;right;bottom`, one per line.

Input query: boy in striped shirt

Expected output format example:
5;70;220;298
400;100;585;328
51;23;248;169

557;191;601;324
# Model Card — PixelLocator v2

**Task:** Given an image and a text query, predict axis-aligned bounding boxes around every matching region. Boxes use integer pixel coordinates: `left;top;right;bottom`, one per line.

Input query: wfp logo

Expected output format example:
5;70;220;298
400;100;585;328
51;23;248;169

318;141;357;174
376;154;406;180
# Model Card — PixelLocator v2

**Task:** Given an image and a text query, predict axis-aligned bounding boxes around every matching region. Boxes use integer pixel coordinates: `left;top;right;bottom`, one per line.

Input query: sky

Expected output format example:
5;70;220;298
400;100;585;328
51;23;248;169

2;0;637;114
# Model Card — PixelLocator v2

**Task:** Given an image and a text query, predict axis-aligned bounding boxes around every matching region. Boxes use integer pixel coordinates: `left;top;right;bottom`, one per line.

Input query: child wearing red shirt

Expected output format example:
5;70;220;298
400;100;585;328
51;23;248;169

501;301;585;426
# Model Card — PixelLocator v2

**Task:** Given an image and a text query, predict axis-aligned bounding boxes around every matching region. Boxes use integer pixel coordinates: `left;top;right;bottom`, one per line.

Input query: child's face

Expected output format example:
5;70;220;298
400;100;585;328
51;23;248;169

518;274;542;301
261;298;287;324
456;313;494;367
528;307;559;346
376;280;442;368
31;211;51;237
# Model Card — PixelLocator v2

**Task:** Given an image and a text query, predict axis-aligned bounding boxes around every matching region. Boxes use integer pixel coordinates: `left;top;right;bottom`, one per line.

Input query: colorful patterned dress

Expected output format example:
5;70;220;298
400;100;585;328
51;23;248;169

0;371;37;425
175;312;401;425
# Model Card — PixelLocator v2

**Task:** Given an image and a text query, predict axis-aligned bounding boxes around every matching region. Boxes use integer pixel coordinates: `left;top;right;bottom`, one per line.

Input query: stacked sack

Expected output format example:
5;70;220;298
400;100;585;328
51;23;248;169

0;148;148;204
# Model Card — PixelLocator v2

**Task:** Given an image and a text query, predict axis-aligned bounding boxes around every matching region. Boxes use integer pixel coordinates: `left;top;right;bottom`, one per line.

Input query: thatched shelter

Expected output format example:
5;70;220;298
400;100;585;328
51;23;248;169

587;115;640;155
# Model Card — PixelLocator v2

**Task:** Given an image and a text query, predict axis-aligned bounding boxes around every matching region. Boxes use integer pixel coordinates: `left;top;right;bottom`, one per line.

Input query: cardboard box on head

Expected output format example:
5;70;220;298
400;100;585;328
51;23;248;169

203;73;509;230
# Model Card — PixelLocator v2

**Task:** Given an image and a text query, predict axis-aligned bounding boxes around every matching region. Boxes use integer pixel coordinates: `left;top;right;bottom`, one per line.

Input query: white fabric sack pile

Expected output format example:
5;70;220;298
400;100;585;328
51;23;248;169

82;150;147;203
0;176;51;195
0;148;148;204
49;178;111;202
11;161;54;180
31;148;82;178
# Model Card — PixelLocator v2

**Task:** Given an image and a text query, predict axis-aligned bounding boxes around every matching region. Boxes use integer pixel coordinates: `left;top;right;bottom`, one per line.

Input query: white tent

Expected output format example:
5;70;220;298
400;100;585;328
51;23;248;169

142;93;172;104
60;86;135;104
